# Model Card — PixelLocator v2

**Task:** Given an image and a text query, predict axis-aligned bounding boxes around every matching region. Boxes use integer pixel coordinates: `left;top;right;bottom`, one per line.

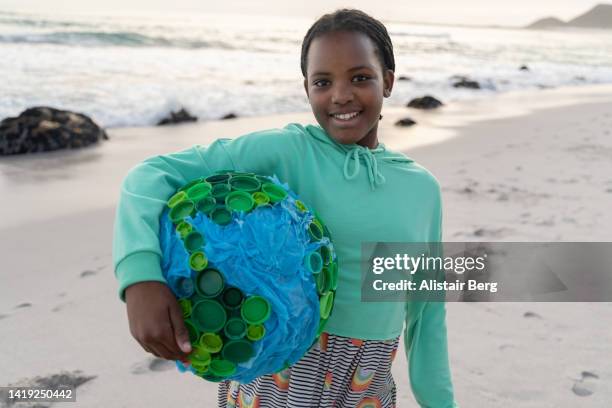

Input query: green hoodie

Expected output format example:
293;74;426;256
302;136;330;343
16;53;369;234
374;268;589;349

113;123;457;407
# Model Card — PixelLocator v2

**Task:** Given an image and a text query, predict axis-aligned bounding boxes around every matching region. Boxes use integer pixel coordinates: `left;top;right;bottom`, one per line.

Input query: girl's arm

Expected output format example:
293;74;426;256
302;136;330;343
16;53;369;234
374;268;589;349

404;189;459;408
112;125;302;361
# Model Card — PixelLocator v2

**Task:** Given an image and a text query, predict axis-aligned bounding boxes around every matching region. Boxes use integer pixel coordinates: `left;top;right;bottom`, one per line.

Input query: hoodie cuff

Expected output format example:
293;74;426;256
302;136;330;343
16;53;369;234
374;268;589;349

115;252;166;302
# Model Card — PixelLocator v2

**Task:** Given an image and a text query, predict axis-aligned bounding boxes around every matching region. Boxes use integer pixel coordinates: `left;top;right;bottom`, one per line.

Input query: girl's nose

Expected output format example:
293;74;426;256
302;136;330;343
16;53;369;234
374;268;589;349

331;83;354;105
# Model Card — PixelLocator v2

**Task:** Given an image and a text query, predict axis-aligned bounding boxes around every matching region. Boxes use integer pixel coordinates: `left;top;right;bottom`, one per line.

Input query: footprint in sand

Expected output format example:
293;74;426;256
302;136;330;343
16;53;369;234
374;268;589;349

572;371;599;397
523;311;542;319
14;302;31;309
131;357;174;374
80;270;98;278
52;302;74;312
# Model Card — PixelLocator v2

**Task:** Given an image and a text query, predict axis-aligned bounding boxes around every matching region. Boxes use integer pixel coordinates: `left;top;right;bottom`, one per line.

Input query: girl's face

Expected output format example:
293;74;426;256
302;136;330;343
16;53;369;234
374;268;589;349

303;30;394;148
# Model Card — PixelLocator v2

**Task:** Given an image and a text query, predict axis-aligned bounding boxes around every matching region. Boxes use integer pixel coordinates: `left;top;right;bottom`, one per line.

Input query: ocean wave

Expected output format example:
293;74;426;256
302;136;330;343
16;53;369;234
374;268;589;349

0;30;238;49
0;14;95;30
388;30;451;39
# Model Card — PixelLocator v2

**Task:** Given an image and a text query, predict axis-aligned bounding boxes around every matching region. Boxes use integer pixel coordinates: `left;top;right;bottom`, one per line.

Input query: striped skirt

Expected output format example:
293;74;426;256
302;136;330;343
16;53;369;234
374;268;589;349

218;332;400;408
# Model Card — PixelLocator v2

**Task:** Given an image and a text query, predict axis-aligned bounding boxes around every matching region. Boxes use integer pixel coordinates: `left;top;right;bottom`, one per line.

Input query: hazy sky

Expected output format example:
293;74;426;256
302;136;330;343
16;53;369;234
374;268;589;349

0;0;605;26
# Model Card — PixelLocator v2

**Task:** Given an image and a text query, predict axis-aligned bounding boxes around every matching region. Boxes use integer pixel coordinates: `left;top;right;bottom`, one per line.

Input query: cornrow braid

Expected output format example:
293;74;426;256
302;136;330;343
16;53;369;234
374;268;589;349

300;9;395;78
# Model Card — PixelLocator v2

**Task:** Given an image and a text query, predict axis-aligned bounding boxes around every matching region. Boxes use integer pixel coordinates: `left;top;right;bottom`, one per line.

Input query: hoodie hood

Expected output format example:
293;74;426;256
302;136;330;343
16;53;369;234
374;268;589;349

302;123;414;191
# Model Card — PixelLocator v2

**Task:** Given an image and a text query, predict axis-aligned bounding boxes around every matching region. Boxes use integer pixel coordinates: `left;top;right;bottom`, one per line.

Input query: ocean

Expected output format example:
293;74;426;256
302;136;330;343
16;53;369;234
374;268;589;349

1;9;612;128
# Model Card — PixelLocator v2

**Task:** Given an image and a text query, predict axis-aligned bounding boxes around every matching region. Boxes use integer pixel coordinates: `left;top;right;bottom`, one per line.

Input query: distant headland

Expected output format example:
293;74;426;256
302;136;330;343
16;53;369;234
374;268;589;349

527;3;612;29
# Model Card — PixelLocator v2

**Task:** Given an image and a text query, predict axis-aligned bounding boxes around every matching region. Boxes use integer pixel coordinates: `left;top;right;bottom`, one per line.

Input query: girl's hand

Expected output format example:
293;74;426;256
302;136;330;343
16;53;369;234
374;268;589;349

125;281;192;361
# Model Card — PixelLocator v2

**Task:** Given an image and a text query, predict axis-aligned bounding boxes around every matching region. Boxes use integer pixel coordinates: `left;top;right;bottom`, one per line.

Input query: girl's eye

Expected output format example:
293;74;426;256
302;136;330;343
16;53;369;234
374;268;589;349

353;75;370;82
313;79;329;87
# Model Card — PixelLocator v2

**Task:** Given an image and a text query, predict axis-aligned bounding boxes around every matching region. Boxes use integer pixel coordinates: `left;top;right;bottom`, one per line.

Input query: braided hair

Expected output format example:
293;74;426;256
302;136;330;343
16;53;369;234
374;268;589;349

300;9;395;78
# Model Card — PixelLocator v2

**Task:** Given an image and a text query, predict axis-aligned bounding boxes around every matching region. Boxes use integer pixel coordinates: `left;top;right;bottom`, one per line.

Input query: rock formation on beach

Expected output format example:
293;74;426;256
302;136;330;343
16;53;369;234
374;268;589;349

0;107;108;155
157;108;198;125
527;3;612;29
406;95;444;110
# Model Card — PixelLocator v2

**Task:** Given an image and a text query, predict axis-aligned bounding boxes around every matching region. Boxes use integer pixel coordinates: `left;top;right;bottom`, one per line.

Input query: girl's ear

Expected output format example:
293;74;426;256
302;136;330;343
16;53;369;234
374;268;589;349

303;78;309;97
383;69;394;98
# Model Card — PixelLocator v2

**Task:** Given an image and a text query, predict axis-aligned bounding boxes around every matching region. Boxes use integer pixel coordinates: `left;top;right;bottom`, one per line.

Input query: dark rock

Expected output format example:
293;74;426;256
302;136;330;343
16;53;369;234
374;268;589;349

574;75;586;81
157;108;198;126
397;75;412;81
519;65;530;71
0;107;108;155
394;117;417;127
221;113;238;120
452;77;481;89
406;95;444;110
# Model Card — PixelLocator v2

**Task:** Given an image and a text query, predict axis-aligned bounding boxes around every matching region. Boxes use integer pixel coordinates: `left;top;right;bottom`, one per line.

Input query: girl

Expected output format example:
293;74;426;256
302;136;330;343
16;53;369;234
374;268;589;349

113;9;457;408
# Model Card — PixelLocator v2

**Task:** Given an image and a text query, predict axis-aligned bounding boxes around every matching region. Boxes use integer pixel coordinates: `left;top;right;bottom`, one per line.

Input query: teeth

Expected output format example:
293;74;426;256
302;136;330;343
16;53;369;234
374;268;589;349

332;111;360;120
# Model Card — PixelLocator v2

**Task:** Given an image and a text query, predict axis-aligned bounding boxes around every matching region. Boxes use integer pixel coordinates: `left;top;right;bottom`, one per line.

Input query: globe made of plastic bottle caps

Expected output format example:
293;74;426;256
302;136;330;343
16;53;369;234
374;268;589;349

159;171;338;383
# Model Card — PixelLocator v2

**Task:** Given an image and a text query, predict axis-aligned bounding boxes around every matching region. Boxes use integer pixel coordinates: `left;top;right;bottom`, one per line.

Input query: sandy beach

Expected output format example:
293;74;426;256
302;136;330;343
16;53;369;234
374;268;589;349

1;84;611;407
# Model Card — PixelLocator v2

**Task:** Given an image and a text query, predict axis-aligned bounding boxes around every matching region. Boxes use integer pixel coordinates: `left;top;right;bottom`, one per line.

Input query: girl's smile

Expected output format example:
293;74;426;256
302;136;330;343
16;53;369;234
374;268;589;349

303;30;394;149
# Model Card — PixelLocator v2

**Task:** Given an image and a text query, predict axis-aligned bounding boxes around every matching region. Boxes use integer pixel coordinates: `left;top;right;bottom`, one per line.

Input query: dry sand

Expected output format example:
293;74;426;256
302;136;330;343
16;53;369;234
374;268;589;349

1;84;611;407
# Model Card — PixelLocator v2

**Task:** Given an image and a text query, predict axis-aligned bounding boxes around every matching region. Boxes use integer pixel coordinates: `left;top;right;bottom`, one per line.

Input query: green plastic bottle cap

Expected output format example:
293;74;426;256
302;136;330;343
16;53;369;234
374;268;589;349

184;231;205;252
323;265;333;293
241;295;271;325
199;332;224;353
224;317;247;340
179;177;204;192
246;324;266;341
192;300;227;333
176;221;193;238
179;298;192;318
195;268;225;298
174;276;195;298
316;267;327;295
229;175;261;192
168;191;188;208
196;196;216;214
225;191;255;212
222;339;254;363
187;182;212;202
261;183;288;203
329;261;338;291
211;207;232;226
211;183;231;203
190;345;212;366
169;200;195;223
252;192;270;206
189;251;208;271
320;291;334;319
184;319;199;343
221;287;244;310
313;218;324;233
205;174;230;184
202;374;225;382
304;251;323;275
209;359;237;377
191;362;210;377
320;245;332;265
308;221;324;241
295;200;307;212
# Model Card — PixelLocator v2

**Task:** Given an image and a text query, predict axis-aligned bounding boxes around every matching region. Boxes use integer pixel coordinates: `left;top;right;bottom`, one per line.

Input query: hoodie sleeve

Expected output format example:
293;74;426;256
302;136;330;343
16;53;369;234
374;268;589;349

403;180;459;407
112;126;302;301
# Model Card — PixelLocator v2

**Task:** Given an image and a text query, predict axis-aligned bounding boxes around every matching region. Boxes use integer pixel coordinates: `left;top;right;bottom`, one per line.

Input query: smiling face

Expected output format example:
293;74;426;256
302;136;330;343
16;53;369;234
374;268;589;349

303;30;394;148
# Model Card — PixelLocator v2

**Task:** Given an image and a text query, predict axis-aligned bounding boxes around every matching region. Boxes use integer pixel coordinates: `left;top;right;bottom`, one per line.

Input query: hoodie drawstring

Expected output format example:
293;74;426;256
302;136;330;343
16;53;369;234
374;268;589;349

343;146;387;191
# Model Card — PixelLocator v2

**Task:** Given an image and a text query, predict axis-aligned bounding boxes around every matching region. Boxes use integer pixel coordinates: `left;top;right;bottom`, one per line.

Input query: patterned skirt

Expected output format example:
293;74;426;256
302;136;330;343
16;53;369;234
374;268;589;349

218;332;400;408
